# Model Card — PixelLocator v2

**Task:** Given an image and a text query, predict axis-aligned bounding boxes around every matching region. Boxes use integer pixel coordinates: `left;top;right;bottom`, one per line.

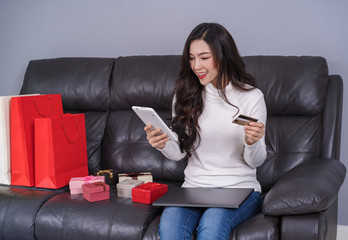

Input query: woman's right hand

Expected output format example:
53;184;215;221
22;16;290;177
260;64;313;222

144;124;169;149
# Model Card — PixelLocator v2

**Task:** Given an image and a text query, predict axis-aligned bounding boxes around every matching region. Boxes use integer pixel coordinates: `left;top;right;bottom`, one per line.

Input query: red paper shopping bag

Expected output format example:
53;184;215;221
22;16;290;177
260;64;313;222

10;94;63;187
35;114;89;189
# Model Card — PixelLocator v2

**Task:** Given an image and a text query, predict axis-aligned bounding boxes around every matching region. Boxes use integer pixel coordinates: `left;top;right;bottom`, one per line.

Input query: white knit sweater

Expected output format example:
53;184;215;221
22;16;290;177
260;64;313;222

159;83;267;192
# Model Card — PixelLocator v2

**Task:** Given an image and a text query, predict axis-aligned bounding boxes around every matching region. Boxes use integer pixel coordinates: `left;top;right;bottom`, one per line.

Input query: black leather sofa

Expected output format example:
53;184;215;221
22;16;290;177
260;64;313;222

0;55;346;240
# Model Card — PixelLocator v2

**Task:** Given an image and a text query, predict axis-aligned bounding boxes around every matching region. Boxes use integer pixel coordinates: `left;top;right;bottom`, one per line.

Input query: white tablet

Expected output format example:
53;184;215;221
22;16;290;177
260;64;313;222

132;106;178;142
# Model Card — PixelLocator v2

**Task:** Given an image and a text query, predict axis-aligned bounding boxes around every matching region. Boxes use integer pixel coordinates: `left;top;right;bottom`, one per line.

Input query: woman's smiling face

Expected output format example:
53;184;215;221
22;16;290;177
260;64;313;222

189;39;219;87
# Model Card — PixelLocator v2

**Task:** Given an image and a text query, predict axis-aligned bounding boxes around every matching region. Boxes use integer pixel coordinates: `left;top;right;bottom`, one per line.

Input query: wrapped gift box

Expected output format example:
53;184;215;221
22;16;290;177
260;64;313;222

82;182;110;202
118;172;153;183
69;175;105;195
93;169;116;186
132;182;168;204
117;179;144;198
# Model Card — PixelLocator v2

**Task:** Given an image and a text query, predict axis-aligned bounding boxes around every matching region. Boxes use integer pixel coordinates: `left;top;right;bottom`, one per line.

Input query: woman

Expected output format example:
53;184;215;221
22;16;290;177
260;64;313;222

145;23;267;240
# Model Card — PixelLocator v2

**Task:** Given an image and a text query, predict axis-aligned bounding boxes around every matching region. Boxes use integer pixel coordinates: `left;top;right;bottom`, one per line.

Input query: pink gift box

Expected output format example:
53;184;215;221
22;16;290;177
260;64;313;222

69;175;105;195
82;182;110;202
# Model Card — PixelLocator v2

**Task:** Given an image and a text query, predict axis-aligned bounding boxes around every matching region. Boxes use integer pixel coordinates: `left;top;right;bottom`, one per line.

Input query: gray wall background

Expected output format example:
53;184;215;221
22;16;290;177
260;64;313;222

1;0;347;225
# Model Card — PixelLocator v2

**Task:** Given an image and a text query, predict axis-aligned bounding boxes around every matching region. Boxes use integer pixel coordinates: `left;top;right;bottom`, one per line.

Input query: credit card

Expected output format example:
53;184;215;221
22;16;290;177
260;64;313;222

232;114;258;126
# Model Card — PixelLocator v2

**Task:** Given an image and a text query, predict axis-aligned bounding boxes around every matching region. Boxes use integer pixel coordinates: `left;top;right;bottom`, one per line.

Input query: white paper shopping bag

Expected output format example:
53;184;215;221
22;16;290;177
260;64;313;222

0;94;39;185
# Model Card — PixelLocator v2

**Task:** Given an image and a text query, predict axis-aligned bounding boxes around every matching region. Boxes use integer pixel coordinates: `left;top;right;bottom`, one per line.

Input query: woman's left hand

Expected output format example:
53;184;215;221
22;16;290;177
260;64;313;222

244;122;265;145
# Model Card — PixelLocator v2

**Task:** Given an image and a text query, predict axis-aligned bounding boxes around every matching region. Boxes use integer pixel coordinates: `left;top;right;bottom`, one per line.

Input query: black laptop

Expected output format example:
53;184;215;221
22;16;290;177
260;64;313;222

152;187;253;208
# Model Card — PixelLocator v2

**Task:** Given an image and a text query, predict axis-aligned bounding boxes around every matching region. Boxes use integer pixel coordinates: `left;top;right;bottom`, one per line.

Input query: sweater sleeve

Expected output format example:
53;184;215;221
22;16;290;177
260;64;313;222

157;94;187;161
158;140;187;161
243;92;267;168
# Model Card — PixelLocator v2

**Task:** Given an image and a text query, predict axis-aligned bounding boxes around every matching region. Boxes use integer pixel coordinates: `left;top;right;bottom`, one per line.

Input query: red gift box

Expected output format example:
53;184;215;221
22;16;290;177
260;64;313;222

82;182;110;202
132;182;168;204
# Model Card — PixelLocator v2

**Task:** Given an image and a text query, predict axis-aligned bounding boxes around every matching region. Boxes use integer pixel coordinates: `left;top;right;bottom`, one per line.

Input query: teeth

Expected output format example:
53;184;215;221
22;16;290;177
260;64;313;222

197;72;207;76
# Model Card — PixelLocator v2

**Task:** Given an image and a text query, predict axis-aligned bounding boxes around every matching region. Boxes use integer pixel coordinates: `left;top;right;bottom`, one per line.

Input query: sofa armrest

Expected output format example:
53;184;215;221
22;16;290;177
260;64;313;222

262;158;346;216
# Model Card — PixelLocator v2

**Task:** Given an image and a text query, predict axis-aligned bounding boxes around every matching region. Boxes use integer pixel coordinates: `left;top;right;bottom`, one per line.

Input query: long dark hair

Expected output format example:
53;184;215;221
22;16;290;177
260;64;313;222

172;23;257;156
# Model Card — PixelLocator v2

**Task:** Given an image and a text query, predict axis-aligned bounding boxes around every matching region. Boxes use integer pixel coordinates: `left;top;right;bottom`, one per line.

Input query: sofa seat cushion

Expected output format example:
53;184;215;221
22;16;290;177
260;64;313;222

0;185;63;240
35;189;163;240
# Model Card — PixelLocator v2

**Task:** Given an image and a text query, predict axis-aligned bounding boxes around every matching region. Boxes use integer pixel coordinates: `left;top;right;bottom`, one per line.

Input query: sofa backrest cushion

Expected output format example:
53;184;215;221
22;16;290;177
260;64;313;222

21;57;114;111
244;56;328;116
110;55;181;111
244;56;328;191
102;56;186;181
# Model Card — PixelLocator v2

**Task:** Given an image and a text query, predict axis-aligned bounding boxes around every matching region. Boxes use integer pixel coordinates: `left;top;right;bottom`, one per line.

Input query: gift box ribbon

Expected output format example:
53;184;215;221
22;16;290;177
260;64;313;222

94;181;107;191
134;183;167;198
81;176;99;181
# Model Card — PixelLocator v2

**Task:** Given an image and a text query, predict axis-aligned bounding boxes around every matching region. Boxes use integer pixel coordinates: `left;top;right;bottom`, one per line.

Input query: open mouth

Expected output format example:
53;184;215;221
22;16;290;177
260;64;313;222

196;72;208;79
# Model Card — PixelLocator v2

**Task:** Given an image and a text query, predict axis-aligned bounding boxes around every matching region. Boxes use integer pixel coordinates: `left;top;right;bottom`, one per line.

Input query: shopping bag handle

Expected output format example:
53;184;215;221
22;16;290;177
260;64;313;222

61;118;79;143
33;96;53;117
